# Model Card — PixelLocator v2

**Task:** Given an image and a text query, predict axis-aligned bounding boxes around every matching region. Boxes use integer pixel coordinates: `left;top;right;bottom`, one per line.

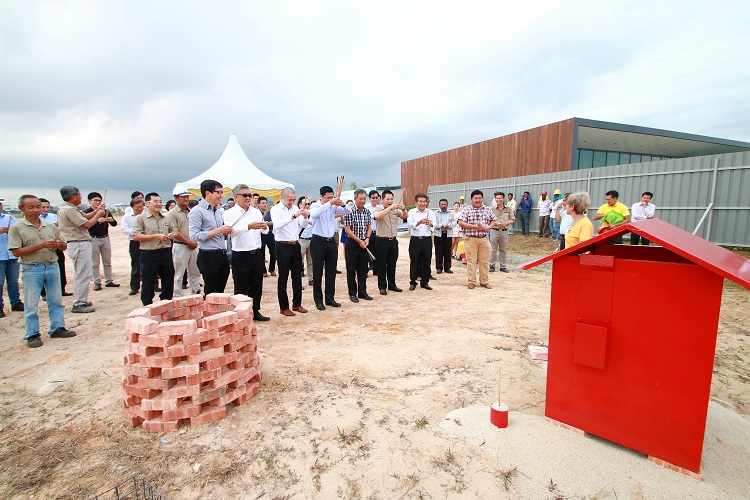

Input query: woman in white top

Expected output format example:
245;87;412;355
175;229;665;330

451;201;464;258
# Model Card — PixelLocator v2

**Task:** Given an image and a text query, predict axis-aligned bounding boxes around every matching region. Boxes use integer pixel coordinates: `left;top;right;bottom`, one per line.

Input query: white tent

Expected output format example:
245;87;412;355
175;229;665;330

175;132;293;202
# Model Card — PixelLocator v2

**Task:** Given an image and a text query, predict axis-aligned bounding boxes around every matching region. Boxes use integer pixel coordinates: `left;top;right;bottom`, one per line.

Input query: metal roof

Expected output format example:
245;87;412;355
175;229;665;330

518;219;750;289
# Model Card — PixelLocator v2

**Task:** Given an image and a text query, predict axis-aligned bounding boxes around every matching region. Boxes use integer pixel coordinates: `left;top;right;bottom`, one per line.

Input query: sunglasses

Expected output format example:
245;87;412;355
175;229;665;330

237;193;253;198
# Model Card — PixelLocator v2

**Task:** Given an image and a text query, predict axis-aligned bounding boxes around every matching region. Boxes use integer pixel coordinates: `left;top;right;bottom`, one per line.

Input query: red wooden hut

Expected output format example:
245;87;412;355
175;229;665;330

519;219;750;476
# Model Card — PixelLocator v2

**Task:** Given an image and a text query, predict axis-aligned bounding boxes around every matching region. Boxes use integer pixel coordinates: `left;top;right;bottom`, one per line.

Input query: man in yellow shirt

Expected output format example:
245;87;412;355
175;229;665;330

593;190;630;244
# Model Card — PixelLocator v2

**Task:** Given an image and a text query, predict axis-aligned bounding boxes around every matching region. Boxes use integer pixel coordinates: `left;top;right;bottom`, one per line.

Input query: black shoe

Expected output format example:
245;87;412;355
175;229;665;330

50;327;76;338
105;282;120;288
253;313;270;322
182;284;188;289
61;291;73;297
358;294;373;301
500;268;510;273
325;300;341;307
11;303;24;312
27;335;43;348
421;284;433;290
379;289;387;296
315;302;326;311
444;269;453;274
437;269;443;274
336;270;342;274
490;265;496;273
154;287;162;292
93;284;102;291
409;284;416;291
388;286;403;293
349;295;359;303
128;290;138;296
429;275;437;280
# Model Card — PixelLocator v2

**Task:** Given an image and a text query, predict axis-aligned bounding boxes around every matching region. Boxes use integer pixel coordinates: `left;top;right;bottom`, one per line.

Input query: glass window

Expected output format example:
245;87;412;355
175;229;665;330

606;151;620;166
641;154;651;162
578;149;593;169
651;155;661;161
630;154;641;163
619;153;631;164
593;150;607;168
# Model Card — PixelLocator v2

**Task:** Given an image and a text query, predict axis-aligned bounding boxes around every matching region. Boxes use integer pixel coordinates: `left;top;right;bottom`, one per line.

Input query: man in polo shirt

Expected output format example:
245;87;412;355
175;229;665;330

0;195;23;318
224;184;270;321
489;192;513;273
407;193;436;291
459;189;498;289
188;179;234;294
593;189;631;244
8;195;76;348
538;190;553;238
365;189;381;276
373;189;407;295
433;198;457;275
57;185;106;313
270;187;310;316
310;185;352;310
168;187;201;297
39;198;71;298
84;192;120;291
344;189;373;302
132;192;177;305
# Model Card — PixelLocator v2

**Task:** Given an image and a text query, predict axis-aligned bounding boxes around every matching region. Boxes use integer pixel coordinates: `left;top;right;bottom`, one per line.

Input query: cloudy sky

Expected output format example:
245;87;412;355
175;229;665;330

2;0;749;205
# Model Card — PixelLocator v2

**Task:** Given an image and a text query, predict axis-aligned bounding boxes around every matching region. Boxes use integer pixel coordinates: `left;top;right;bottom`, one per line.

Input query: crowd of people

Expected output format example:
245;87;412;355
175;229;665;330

0;183;655;348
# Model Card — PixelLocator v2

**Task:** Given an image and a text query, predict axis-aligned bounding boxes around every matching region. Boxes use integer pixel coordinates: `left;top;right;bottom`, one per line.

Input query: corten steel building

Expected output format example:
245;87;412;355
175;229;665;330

400;118;750;200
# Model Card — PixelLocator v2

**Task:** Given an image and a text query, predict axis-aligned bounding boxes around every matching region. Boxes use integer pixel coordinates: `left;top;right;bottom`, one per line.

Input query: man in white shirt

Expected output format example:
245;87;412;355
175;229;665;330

365;190;381;276
224;184;270;321
121;198;145;295
432;198;457;274
271;187;310;316
297;196;314;286
506;193;517;236
631;191;656;246
538;191;553;238
310;185;352;310
407;193;436;291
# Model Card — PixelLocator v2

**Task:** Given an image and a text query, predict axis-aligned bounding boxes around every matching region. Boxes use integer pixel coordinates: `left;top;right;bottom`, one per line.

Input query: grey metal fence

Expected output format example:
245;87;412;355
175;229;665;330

427;151;750;247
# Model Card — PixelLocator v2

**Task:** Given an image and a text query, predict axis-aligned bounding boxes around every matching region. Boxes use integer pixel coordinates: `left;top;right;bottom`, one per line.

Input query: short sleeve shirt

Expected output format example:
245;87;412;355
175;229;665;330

459;204;496;237
344;206;371;240
133;211;175;250
167;206;190;239
373;204;401;238
8;218;63;264
57;202;91;241
565;218;594;247
597;202;630;226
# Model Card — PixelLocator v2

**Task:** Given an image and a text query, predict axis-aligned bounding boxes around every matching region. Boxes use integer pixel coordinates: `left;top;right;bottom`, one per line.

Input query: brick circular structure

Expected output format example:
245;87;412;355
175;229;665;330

122;293;261;432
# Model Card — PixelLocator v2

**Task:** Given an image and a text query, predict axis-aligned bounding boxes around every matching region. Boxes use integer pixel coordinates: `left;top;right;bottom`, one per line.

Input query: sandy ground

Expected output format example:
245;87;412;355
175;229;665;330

0;223;748;499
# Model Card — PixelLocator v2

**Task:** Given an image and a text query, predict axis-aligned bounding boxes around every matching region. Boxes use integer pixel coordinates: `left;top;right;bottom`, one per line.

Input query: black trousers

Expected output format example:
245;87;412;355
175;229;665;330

231;249;264;313
409;237;432;286
368;230;378;274
433;233;452;271
631;233;651;246
311;235;338;304
261;234;276;273
276;242;302;310
345;239;369;296
377;238;399;290
129;240;141;292
140;249;174;305
42;249;67;297
197;250;230;295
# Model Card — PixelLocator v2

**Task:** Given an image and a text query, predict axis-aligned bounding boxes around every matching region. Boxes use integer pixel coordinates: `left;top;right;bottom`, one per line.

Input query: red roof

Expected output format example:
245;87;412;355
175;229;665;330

518;219;750;289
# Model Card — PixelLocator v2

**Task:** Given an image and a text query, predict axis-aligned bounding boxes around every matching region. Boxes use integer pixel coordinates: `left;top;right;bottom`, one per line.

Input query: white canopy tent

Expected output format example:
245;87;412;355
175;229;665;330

175;132;293;203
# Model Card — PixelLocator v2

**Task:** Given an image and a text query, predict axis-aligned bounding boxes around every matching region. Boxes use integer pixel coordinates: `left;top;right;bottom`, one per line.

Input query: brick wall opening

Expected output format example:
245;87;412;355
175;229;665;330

122;293;261;432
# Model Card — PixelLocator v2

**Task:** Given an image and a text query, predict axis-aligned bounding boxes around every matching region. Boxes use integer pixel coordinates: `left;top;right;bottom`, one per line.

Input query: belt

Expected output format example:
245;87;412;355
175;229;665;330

312;235;334;241
377;236;396;240
92;235;109;239
411;236;430;240
67;240;90;243
199;249;228;254
277;240;298;245
142;248;171;252
467;234;487;238
491;228;508;231
234;248;261;254
174;240;187;245
300;237;311;240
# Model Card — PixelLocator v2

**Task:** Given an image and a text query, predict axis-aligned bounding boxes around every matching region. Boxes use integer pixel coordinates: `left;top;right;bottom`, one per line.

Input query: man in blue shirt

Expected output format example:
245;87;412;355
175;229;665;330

519;191;532;236
188;179;234;294
0;196;24;317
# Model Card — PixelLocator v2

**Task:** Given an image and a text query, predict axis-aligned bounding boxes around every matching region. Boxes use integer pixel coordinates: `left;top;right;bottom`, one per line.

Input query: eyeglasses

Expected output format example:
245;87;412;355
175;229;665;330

213;190;224;194
305;203;311;206
237;193;253;198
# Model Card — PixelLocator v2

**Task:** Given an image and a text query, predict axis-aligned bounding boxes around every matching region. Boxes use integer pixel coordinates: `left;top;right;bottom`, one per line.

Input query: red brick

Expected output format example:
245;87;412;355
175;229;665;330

161;380;201;399
123;373;138;385
209;368;242;389
189;312;202;321
123;408;144;428
223;317;249;332
202;352;238;371
213;385;246;407
128;343;162;357
125;316;158;335
201;311;238;330
138;335;178;350
233;301;253;319
187;346;224;364
129;403;160;421
162;402;202;421
123;394;140;407
229;367;257;388
138;377;175;391
647;456;703;480
228;352;252;370
208;330;243;348
183;327;217;345
190;405;226;426
186;367;222;386
161;361;200;379
122;383;159;400
124;363;160;379
157;319;198;337
142;415;183;433
148;299;174;315
142;395;182;411
183;294;203;306
234;382;260;405
141;351;181;368
206;292;233;304
230;294;252;306
124;330;139;343
124;353;140;364
164;342;201;358
191;385;227;405
226;335;253;352
127;307;152;318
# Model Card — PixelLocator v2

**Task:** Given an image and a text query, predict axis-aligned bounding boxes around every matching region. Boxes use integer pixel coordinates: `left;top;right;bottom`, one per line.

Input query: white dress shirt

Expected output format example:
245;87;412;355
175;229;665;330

310;200;351;238
631;202;656;222
121;213;136;241
407;208;436;237
365;203;378;232
270;203;308;242
223;205;267;251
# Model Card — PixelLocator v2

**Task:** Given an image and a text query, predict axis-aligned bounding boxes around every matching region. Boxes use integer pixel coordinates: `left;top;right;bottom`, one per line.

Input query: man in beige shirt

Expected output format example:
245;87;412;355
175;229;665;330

168;187;201;297
489;191;513;273
372;189;407;295
132;192;177;306
57;185;106;313
9;195;76;348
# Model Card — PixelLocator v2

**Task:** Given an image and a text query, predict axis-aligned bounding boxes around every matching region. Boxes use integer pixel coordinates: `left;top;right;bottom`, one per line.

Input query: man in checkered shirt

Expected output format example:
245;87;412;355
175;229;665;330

343;189;373;302
458;189;498;289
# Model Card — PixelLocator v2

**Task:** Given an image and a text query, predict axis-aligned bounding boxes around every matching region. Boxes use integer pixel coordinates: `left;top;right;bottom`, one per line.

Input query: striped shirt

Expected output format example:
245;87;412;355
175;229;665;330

344;206;372;240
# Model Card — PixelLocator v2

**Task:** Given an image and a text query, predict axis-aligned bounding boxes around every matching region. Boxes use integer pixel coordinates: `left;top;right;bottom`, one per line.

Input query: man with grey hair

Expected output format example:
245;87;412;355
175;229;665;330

168;187;201;296
57;185;106;313
270;187;310;316
224;184;270;321
344;189;373;302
